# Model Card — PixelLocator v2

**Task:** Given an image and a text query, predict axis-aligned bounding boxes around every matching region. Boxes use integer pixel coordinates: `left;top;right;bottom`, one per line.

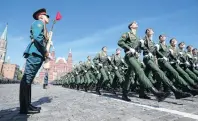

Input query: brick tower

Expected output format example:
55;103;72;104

67;48;72;72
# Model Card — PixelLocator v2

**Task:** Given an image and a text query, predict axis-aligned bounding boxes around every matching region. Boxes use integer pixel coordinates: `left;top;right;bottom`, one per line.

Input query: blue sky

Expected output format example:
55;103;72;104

0;0;198;69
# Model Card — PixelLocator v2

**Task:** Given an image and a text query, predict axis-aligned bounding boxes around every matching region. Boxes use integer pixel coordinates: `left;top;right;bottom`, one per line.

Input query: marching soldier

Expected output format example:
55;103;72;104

192;48;198;70
155;35;198;96
93;46;112;95
20;8;52;114
169;39;198;87
118;21;170;102
85;56;98;90
186;46;198;76
178;42;198;83
140;29;191;99
111;48;127;94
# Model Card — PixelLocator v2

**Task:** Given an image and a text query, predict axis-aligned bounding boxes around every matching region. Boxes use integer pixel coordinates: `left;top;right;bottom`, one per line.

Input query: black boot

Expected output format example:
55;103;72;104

149;87;170;102
170;86;191;99
139;89;151;99
183;86;198;96
43;84;46;89
84;84;88;92
29;104;41;111
112;88;117;95
77;84;80;90
122;89;131;101
96;87;101;95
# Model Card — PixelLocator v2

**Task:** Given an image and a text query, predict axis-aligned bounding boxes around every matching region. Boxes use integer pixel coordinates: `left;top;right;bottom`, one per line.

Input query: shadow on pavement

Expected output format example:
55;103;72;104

0;107;29;121
0;96;53;121
32;96;53;106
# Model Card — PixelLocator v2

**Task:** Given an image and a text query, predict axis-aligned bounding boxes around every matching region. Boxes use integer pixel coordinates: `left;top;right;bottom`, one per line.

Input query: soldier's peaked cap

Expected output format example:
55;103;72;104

33;8;49;20
128;21;137;29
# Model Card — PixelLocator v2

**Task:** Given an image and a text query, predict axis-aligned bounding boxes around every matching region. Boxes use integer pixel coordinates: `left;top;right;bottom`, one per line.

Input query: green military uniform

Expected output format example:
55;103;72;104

156;42;198;96
85;60;97;85
118;30;168;102
169;46;197;88
111;54;127;92
186;51;198;76
178;48;198;82
141;36;189;99
93;50;112;94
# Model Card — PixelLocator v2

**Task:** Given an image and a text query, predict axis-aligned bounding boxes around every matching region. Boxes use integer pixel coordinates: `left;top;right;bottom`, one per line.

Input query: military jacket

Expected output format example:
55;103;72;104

186;51;195;64
118;31;140;53
142;37;164;58
157;43;170;58
168;46;180;62
85;60;94;70
93;51;110;66
24;20;48;59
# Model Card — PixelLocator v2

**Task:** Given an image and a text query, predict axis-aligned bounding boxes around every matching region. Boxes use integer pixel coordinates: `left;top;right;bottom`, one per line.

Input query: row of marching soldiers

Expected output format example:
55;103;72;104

58;21;198;102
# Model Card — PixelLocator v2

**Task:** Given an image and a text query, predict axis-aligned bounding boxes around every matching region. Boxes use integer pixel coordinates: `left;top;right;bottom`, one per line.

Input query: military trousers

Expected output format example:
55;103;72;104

123;55;153;91
44;71;48;85
96;66;109;88
112;69;123;89
76;75;81;84
171;63;196;86
158;59;189;87
192;68;198;76
184;68;198;83
19;54;43;112
85;70;96;85
143;57;174;89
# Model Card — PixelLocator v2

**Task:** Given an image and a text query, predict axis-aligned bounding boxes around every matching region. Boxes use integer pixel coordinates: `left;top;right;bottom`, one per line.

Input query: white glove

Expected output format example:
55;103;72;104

84;70;87;73
91;65;95;68
114;66;118;70
98;63;103;67
193;64;196;67
108;56;111;61
96;71;99;73
163;57;168;61
179;52;183;55
129;48;136;54
121;59;125;62
177;60;180;64
148;53;153;58
185;61;190;65
169;49;173;54
140;39;144;47
108;72;110;74
155;44;160;50
47;53;53;60
76;72;78;75
187;54;192;58
141;62;145;66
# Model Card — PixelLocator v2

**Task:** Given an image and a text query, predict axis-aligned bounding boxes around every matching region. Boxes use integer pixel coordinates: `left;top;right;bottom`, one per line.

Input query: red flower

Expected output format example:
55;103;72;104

55;12;62;21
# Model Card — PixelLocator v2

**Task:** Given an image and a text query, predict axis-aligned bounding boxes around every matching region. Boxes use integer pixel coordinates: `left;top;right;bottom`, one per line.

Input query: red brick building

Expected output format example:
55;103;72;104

0;24;19;80
38;49;73;83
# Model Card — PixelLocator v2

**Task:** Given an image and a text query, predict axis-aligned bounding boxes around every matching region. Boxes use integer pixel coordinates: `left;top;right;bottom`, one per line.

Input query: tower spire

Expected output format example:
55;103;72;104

69;48;72;53
0;23;8;41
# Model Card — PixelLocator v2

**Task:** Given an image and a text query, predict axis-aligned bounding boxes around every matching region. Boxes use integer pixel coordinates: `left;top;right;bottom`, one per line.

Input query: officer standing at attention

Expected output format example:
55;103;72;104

19;8;52;114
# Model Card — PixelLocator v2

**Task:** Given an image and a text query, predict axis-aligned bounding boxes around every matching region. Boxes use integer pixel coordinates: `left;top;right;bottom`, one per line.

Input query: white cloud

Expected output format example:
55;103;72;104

9;35;25;41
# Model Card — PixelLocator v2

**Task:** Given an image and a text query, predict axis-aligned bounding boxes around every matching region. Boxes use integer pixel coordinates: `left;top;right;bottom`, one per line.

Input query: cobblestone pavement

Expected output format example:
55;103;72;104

1;84;198;121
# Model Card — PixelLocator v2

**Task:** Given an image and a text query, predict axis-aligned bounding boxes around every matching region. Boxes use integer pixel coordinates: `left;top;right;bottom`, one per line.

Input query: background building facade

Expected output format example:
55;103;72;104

38;49;73;83
0;24;19;80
